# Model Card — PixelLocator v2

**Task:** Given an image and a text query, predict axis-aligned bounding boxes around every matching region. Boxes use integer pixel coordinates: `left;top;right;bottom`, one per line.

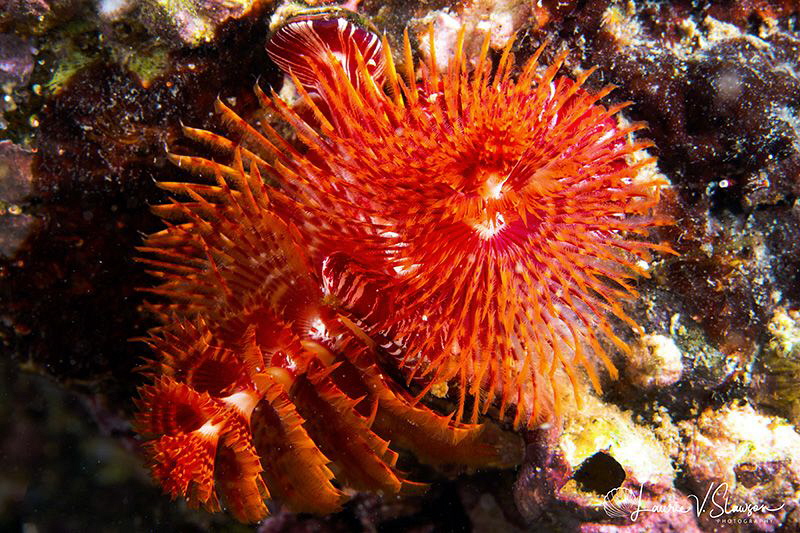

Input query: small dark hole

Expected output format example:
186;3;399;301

572;451;626;495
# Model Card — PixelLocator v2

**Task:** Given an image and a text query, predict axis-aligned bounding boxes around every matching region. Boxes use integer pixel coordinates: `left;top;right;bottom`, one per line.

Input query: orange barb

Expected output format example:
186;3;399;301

134;8;671;524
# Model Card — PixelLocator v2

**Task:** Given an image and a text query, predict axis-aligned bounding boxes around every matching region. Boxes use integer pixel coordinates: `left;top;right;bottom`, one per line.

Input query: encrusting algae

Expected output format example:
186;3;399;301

133;8;673;522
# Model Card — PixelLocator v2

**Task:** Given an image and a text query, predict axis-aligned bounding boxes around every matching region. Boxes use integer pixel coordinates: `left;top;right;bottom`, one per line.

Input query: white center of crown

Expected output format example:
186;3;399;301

473;212;507;239
309;317;328;339
478;172;508;200
196;420;223;438
222;391;259;417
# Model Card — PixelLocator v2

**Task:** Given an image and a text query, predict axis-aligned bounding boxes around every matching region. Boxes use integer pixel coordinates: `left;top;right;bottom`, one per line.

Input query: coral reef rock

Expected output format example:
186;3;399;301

0;141;37;258
626;333;684;389
680;401;800;532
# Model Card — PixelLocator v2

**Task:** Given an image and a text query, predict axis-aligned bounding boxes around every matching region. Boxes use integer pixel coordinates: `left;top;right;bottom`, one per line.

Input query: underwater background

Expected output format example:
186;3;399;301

2;0;800;531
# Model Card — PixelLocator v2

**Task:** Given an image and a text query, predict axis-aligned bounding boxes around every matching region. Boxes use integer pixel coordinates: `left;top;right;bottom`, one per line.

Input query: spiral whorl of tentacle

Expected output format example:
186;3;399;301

134;8;671;522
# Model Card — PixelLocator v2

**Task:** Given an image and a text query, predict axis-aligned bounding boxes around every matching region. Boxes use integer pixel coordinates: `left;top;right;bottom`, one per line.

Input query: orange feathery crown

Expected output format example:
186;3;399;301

133;10;671;523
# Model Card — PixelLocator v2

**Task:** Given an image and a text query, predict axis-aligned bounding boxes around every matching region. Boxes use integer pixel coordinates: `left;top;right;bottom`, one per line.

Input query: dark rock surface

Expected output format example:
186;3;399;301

2;0;800;530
